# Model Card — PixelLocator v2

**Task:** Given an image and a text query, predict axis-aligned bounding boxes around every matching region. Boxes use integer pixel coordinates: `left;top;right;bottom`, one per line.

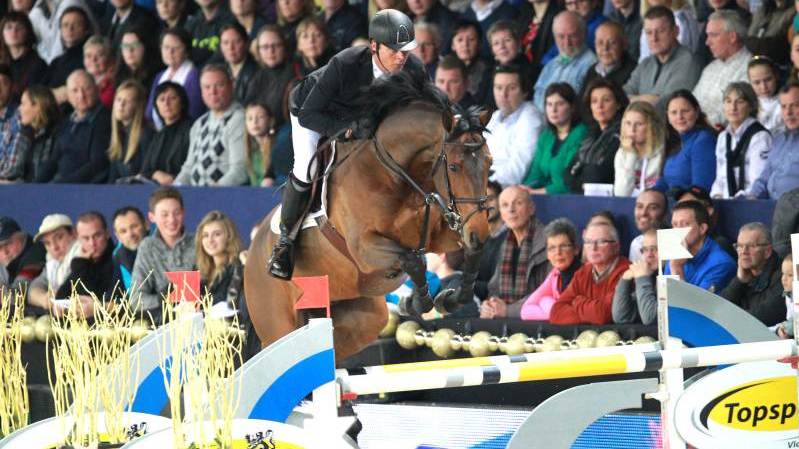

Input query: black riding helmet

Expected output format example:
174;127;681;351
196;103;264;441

368;9;418;52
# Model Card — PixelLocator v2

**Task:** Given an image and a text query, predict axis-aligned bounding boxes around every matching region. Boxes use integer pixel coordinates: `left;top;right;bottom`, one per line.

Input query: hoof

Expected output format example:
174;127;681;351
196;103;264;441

397;293;433;317
397;296;419;317
411;293;433;315
433;288;459;314
433;288;472;314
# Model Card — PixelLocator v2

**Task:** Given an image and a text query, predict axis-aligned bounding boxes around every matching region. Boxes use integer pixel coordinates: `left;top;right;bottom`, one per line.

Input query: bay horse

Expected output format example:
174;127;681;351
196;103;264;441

244;72;492;362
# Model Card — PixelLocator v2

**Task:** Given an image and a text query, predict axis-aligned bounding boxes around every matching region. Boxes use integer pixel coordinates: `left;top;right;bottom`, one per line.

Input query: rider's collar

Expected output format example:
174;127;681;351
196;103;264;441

371;56;389;80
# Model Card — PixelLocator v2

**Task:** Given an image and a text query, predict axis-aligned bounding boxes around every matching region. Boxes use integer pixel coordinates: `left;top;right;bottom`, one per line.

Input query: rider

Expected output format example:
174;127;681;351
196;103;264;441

268;9;425;280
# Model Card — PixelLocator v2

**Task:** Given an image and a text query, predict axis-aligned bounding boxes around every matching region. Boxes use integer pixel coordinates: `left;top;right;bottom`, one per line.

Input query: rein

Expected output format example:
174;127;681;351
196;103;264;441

371;132;489;252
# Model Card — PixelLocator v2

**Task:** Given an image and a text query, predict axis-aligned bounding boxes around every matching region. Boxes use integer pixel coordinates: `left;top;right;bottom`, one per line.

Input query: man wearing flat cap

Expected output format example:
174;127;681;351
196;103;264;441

27;214;80;313
0;216;45;292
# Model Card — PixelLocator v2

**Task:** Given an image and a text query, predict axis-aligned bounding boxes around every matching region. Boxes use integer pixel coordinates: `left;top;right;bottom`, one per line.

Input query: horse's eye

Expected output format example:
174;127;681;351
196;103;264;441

448;163;460;172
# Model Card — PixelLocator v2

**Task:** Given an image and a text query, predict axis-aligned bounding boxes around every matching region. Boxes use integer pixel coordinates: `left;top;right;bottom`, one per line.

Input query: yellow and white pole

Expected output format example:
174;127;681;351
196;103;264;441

338;340;798;397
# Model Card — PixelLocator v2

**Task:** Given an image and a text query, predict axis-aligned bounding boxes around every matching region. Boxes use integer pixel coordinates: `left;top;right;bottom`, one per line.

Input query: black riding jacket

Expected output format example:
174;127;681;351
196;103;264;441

289;45;426;138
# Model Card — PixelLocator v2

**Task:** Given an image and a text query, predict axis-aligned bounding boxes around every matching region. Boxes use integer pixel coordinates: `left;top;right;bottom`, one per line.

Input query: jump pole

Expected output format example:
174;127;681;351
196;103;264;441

336;339;798;396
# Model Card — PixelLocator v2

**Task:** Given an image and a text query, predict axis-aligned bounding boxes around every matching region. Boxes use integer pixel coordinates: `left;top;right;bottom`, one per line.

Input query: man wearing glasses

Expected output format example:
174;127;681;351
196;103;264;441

550;220;630;324
664;200;735;292
719;222;785;326
613;229;658;325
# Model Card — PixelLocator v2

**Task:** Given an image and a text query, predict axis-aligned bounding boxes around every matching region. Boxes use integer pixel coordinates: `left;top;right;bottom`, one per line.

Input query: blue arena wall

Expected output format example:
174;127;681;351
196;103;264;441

0;184;776;248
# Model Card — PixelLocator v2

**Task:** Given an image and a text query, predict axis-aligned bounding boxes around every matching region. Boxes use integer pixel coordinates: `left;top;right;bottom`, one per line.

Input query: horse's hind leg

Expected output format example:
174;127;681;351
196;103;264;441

245;237;301;350
330;296;388;363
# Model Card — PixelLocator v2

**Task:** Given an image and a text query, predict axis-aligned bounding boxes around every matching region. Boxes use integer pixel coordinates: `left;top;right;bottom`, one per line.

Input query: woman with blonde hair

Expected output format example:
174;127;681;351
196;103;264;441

83;35;116;109
105;80;153;183
19;85;61;182
614;101;680;196
293;17;335;76
195;211;245;309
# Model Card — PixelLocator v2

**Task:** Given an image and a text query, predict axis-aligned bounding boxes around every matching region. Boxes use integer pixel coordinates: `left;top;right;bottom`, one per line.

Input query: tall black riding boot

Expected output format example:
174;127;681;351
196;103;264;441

268;175;312;279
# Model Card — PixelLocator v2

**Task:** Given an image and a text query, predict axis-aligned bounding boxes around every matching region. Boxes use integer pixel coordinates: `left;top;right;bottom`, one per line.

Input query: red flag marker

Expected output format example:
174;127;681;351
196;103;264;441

165;271;201;303
293;275;330;317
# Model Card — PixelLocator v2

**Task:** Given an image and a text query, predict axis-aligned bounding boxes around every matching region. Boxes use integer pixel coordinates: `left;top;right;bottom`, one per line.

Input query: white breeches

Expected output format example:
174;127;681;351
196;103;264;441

290;113;321;183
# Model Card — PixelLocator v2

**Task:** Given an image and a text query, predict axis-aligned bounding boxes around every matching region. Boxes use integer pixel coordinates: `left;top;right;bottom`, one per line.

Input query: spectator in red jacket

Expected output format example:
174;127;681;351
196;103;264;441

550;220;630;324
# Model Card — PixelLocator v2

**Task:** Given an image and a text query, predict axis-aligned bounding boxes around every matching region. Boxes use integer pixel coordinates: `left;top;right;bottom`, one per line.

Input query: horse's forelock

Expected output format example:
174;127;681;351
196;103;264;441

448;105;489;140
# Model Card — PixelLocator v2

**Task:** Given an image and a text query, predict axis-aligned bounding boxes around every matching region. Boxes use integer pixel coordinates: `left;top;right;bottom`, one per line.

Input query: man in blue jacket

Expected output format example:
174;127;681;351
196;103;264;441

665;200;736;292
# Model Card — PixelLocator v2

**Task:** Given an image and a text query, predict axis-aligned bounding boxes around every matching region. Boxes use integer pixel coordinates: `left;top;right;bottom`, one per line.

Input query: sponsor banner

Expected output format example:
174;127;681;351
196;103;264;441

121;418;353;448
0;412;172;449
675;361;799;448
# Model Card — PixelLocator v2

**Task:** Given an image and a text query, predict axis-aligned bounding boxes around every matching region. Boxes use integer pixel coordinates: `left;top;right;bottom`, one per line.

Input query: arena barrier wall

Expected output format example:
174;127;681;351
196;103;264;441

0;184;776;249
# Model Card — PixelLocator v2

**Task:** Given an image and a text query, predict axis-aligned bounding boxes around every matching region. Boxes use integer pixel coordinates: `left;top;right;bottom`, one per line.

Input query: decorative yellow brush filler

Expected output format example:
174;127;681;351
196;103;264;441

46;284;142;449
157;294;244;449
0;289;29;438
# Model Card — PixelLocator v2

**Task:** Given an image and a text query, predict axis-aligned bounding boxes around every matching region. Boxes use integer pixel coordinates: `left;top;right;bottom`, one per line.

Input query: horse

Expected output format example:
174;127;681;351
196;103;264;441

244;72;492;362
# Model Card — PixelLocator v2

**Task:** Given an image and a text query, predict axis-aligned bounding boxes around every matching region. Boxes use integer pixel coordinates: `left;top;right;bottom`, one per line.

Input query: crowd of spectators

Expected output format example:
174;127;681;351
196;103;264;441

0;0;795;195
473;184;793;333
0;187;249;324
0;0;798;335
0;184;795;338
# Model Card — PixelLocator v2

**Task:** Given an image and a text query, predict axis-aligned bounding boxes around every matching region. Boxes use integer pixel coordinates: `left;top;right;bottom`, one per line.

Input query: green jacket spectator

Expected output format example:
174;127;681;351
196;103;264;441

523;123;587;193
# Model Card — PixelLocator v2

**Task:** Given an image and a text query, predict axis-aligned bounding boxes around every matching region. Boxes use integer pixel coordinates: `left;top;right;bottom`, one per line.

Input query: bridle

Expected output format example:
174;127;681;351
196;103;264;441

371;127;490;251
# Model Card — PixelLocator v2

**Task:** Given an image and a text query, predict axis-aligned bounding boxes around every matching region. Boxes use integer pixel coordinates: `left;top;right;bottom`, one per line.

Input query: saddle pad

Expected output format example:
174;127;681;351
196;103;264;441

270;142;337;235
269;204;321;234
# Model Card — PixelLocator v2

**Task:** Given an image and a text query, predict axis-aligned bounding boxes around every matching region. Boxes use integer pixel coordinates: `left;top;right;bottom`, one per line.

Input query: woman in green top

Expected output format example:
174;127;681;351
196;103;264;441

522;82;586;194
244;101;277;186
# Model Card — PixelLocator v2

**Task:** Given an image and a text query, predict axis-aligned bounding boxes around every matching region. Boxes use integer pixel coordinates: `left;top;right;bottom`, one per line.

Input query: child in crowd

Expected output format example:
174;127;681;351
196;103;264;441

244;101;277;187
747;56;785;133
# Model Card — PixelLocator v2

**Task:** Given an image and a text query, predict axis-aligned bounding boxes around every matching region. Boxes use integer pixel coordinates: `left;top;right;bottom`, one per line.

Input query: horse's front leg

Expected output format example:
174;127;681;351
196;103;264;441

397;249;434;316
433;243;484;313
347;232;433;316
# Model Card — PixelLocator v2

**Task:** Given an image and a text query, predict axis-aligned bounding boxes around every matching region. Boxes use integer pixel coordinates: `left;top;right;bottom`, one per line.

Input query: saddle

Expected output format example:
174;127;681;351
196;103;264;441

269;140;375;284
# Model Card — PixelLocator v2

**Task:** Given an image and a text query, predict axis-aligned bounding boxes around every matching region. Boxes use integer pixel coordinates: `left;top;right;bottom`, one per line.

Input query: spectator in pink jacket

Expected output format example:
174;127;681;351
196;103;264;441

520;218;582;320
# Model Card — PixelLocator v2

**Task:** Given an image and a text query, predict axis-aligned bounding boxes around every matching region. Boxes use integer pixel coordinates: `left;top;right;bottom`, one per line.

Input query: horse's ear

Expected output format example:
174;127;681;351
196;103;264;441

478;109;492;128
442;109;455;133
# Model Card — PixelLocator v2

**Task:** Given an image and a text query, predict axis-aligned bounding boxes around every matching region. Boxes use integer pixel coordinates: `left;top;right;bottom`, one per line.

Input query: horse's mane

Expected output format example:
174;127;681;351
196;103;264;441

358;70;450;128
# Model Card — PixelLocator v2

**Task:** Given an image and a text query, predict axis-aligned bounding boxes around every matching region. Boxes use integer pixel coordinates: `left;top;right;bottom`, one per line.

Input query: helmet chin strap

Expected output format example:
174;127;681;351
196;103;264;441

372;42;390;75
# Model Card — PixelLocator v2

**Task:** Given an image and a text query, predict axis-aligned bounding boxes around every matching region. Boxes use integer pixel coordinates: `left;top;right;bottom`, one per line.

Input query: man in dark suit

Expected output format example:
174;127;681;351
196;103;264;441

268;9;425;280
100;0;158;48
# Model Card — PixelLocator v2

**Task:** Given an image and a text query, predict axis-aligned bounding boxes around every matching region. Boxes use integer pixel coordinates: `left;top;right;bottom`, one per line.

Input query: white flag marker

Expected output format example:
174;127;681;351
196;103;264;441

657;228;693;261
